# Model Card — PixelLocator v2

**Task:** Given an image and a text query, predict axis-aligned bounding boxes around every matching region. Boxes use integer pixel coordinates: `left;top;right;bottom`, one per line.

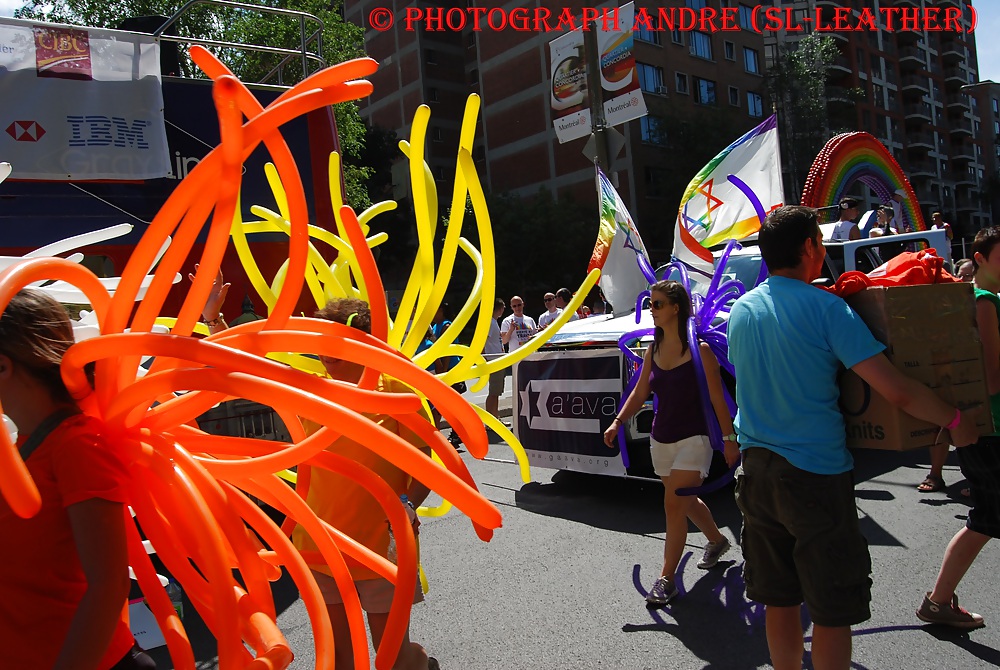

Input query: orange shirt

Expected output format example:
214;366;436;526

0;414;135;669
292;376;431;581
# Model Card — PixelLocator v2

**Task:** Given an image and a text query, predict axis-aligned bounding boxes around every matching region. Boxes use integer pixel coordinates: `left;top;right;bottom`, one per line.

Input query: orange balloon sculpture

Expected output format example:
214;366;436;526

0;49;501;670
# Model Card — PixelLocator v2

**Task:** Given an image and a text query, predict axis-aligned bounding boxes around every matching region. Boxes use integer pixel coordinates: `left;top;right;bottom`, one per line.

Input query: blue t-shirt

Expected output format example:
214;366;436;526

728;276;885;474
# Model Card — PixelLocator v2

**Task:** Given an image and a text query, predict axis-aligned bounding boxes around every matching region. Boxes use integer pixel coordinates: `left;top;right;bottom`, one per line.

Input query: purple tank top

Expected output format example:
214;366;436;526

648;356;709;443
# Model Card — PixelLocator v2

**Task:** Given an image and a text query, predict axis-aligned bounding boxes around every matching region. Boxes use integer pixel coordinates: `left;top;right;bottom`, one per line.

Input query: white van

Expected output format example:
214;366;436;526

513;227;954;480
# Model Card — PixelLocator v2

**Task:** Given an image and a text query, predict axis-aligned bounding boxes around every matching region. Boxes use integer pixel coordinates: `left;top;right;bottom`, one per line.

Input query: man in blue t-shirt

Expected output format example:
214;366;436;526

728;205;979;670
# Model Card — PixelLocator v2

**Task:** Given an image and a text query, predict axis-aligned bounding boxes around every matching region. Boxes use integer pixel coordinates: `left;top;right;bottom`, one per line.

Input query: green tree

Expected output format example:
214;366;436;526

14;0;372;209
766;34;840;203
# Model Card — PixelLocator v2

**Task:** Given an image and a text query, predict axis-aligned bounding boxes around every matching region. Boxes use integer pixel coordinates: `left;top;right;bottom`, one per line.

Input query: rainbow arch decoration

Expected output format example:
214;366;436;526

801;131;925;233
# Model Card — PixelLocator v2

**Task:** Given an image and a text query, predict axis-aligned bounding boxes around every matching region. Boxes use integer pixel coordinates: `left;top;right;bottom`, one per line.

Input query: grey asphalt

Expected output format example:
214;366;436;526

147;400;1000;669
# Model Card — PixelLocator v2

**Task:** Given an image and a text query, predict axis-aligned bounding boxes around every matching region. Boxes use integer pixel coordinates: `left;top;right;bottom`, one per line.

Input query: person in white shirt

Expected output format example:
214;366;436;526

538;292;561;329
553;288;580;321
830;197;861;241
501;296;537;352
483;298;506;419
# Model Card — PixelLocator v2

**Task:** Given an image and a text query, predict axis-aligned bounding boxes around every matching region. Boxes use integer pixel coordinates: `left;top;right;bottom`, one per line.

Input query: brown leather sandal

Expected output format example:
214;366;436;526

917;475;946;493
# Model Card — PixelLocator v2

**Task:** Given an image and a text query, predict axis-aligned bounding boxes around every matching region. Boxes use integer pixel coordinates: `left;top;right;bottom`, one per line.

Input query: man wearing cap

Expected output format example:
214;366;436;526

831;197;862;241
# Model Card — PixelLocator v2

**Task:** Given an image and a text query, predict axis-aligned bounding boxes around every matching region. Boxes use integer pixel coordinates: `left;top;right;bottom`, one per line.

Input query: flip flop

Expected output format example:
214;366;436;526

917;475;946;493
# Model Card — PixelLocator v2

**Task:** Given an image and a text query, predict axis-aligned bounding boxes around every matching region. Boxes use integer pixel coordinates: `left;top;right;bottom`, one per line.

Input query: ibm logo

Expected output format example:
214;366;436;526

66;116;151;149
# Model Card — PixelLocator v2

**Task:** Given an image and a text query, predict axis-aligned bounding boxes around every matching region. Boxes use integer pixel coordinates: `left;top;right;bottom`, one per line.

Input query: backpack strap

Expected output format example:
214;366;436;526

17;408;82;462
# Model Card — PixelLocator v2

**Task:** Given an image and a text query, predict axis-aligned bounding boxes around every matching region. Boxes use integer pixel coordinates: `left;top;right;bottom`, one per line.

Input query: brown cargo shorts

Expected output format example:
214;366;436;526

735;447;872;627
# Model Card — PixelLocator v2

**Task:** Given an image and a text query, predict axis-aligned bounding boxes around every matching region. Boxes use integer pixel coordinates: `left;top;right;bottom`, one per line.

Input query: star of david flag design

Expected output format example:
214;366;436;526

672;114;783;275
587;167;652;315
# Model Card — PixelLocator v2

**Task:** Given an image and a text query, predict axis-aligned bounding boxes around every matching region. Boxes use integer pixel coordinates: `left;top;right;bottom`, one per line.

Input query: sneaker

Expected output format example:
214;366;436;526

447;431;463;448
916;592;985;629
646;575;679;605
698;537;732;569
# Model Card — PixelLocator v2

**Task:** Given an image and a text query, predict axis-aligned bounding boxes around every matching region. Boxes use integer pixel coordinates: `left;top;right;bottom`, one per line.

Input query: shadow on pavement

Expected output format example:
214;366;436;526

623;559;772;668
514;467;744;537
924;624;1000;666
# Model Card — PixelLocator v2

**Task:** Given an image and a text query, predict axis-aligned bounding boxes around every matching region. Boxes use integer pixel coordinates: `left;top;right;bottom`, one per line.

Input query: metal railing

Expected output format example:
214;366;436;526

151;0;327;86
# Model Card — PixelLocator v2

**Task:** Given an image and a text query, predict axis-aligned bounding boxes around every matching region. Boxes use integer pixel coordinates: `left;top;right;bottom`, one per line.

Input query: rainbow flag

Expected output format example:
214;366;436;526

588;167;651;314
672;114;784;274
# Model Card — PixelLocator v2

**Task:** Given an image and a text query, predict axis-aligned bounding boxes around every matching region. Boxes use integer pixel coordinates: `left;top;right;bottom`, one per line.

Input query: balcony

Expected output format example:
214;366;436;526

940;40;965;64
831;55;851;75
901;74;929;93
904;103;932;121
898;46;924;68
944;65;969;87
952;144;976;162
949;123;973;138
946;93;970;111
895;0;919;6
908;160;938;178
826;85;854;105
908;132;935;150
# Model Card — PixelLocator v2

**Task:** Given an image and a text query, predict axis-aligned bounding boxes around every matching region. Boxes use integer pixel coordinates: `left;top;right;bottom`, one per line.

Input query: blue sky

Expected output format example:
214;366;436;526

0;2;998;80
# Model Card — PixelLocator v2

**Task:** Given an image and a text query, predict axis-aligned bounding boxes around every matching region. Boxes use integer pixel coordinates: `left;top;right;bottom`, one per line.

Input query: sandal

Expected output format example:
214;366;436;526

917;475;946;493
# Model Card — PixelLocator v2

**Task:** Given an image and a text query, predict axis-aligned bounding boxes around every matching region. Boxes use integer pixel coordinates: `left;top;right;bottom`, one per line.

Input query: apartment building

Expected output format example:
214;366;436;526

761;0;988;239
343;0;769;258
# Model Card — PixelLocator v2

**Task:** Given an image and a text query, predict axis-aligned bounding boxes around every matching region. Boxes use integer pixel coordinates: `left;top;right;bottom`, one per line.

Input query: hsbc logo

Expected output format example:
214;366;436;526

6;121;46;142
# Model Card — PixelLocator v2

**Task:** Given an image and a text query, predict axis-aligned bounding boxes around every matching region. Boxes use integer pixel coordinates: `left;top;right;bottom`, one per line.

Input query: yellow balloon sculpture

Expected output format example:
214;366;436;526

0;51;507;670
224;93;600;499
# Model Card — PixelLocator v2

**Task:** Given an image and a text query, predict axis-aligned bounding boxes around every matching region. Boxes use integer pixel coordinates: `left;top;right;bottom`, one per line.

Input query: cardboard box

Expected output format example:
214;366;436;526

839;283;994;451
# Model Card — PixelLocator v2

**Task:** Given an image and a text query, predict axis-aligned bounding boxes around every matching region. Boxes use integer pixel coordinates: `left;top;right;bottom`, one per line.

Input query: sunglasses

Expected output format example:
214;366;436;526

511;303;523;308
650;299;669;310
543;297;554;302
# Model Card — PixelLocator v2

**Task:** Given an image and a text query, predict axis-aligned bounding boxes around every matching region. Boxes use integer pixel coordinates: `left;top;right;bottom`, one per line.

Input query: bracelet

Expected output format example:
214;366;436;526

612;416;623;425
945;408;961;431
204;315;226;328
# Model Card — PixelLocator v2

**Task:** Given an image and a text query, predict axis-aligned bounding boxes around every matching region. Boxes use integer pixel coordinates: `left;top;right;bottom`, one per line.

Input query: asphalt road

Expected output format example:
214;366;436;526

147;440;1000;670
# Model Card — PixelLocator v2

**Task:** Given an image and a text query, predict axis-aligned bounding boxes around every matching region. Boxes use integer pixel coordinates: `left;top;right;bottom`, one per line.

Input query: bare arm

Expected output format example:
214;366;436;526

699;343;740;467
849;225;861;241
852;353;979;447
977;297;1000;396
54;499;130;670
604;346;653;447
500;319;513;346
189;264;231;334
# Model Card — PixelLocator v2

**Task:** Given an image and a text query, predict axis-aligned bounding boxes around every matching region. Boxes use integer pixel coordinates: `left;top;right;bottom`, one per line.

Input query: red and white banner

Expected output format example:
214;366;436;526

0;17;170;180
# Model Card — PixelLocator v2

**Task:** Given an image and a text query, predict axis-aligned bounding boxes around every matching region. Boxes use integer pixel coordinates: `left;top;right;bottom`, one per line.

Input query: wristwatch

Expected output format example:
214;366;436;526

722;433;738;442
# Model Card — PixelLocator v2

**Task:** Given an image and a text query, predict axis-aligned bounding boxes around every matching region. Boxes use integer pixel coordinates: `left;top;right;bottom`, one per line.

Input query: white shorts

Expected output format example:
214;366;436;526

650;434;714;479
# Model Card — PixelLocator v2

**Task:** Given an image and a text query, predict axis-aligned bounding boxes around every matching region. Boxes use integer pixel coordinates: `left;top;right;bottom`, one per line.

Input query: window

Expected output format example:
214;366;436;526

645;166;670;198
675;72;689;95
694;77;716;105
748;91;763;117
993;97;999;115
432;127;443;143
469;68;479;85
743;47;760;74
640;116;667;146
637;62;666;94
635;26;661;45
739;4;753;29
690;32;712;60
686;0;707;8
671;29;684;45
729;85;740;106
426;49;437;65
428;87;439;103
724;41;735;61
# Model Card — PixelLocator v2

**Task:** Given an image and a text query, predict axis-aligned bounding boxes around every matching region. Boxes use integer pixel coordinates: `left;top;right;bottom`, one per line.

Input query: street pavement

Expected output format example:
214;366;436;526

147;391;1000;669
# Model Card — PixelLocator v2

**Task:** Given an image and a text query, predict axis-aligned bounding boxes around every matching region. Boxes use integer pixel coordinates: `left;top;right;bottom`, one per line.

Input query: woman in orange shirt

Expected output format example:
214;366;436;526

0;289;153;669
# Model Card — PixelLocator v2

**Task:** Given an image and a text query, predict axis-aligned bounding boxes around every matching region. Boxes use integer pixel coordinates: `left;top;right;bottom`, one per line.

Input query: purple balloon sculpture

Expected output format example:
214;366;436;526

614;175;770;492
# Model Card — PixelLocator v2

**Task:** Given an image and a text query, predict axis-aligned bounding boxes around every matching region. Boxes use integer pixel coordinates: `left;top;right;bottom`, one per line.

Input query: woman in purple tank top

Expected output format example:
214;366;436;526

603;280;740;606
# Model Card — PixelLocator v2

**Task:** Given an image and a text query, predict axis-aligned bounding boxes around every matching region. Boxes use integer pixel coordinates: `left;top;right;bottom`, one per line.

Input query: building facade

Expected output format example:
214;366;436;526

762;0;988;241
344;0;770;259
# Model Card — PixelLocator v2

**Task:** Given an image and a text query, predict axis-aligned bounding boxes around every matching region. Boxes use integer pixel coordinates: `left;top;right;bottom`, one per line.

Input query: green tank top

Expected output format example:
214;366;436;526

974;287;1000;436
